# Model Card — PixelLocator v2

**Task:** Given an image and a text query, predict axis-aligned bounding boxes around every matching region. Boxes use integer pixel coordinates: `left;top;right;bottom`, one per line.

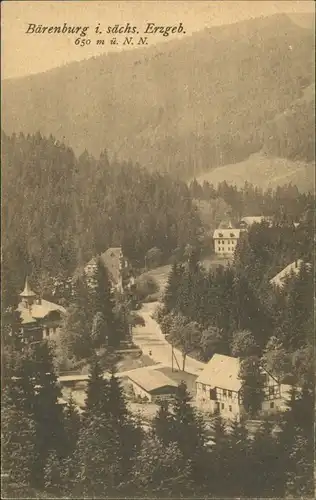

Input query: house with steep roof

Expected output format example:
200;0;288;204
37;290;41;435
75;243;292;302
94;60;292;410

17;277;66;342
195;354;288;420
83;247;132;293
126;368;178;403
270;259;312;289
213;228;241;256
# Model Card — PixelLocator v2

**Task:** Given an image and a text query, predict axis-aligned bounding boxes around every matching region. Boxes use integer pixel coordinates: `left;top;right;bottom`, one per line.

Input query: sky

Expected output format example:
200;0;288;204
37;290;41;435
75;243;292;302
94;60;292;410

1;1;315;79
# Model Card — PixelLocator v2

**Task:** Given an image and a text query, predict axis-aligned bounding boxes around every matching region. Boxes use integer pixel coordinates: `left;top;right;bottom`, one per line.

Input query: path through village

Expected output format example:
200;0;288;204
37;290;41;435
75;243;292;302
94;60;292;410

132;264;205;376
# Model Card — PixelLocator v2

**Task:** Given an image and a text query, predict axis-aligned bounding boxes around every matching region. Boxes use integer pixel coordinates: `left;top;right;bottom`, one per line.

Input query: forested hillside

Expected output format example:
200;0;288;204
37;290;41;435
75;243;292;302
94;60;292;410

2;132;201;297
2;14;314;180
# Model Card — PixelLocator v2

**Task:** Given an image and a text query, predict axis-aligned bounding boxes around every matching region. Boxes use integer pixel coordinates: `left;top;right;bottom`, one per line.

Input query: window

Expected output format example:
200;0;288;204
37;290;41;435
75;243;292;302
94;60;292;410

202;384;206;392
221;403;225;410
228;391;232;398
270;402;274;409
269;386;275;396
223;389;227;397
229;405;232;412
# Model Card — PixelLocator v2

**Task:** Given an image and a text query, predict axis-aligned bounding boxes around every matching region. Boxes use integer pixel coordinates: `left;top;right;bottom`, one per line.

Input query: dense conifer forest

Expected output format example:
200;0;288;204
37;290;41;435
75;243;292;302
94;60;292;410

2;131;201;298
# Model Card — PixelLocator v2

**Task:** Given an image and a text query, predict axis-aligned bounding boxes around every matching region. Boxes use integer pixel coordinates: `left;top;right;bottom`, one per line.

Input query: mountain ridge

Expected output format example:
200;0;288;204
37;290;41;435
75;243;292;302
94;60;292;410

2;12;314;183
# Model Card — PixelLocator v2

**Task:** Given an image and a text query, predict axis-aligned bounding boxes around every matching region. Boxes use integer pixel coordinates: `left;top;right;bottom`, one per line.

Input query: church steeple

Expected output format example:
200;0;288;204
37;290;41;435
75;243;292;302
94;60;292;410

20;277;36;309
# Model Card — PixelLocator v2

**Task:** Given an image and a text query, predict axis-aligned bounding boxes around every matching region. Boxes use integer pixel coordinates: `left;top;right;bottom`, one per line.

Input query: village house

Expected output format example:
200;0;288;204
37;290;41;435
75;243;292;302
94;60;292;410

126;368;178;403
195;354;290;420
270;259;312;289
17;277;66;343
83;247;133;293
213;228;241;256
239;216;273;230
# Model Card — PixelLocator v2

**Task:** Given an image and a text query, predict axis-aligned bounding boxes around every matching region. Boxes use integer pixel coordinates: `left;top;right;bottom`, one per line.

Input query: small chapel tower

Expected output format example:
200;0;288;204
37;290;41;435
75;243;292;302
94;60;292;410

19;277;37;309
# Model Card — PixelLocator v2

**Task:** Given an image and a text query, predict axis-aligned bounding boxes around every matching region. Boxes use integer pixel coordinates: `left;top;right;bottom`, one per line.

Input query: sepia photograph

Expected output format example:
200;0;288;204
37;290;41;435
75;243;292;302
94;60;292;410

1;1;315;498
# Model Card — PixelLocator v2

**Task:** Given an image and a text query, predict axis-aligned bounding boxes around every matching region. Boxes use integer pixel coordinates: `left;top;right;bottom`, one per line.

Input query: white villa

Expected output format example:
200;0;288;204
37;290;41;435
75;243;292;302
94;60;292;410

213;228;241;256
196;354;291;420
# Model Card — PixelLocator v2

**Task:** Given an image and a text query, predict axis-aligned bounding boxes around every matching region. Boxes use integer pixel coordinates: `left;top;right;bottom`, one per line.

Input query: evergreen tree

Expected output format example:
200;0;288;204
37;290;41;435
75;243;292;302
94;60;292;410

91;311;107;347
278;385;314;498
226;419;251;496
60;304;93;361
89;257;117;347
107;369;143;480
171;382;207;488
63;394;81;456
127;436;193;498
239;356;265;417
82;355;109;420
163;262;184;313
1;386;37;486
71;414;122;497
280;263;313;350
248;421;284;497
152;400;175;446
208;414;229;495
27;341;66;485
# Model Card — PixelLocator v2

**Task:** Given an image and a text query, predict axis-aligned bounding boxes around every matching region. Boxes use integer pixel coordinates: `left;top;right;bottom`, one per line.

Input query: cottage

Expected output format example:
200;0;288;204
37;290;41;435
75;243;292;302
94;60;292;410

196;354;288;420
83;247;132;293
127;368;178;403
17;277;66;342
213;228;241;256
270;259;312;289
239;216;272;230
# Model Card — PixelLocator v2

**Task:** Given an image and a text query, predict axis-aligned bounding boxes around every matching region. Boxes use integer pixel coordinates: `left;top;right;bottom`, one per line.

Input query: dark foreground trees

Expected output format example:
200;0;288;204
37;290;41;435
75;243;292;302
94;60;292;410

2;344;314;499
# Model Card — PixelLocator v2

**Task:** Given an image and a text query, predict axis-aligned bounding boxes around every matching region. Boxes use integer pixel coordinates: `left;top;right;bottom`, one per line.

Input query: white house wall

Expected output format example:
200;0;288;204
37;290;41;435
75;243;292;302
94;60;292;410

196;383;241;420
196;373;289;420
214;238;238;256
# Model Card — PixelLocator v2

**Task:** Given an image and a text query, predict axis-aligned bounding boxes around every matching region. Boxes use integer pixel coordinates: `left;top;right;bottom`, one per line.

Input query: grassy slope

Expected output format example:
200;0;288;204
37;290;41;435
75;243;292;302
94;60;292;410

195;152;314;192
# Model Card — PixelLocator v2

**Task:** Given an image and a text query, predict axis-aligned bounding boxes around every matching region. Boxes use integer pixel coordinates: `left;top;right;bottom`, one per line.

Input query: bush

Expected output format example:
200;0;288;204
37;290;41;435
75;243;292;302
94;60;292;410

142;292;160;303
134;275;159;301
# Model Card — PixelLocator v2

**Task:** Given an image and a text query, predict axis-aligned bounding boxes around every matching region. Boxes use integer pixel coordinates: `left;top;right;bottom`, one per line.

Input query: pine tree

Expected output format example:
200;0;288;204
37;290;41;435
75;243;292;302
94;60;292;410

163;262;183;313
63;394;81;456
72;367;142;496
239;356;265;417
71;414;121;497
152;400;175;446
82;355;109;421
248;421;284;497
278;384;314;497
226;419;251;496
60;303;93;361
27;341;66;486
107;369;142;480
89;257;117;347
171;382;207;489
127;436;193;498
1;386;37;486
91;311;107;347
208;414;229;495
